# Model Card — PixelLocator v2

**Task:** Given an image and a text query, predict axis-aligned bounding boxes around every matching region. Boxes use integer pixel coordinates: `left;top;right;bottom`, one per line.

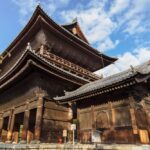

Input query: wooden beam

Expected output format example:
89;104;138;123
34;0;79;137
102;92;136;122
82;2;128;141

34;93;44;141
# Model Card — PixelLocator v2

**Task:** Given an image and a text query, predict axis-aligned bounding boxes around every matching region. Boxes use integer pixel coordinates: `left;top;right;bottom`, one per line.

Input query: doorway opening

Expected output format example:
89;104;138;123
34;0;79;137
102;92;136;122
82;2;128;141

13;112;24;143
1;116;9;142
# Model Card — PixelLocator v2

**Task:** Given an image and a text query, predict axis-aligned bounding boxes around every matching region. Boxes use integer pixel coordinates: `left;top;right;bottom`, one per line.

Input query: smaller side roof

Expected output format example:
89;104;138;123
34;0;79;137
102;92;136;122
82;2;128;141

54;60;150;102
62;18;89;44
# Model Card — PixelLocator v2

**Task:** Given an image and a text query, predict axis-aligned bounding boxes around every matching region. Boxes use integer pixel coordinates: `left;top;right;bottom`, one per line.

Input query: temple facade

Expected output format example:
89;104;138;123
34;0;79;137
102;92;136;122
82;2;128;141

0;6;116;144
1;5;149;145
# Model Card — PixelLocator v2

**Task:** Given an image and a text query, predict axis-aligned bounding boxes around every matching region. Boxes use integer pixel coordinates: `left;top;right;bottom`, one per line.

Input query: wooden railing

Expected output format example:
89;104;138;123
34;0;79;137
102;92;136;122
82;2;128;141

40;50;100;81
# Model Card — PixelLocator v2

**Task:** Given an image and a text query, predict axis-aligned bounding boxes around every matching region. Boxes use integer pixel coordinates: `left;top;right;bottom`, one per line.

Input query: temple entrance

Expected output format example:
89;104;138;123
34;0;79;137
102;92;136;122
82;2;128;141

1;116;9;142
27;108;37;143
13;112;24;143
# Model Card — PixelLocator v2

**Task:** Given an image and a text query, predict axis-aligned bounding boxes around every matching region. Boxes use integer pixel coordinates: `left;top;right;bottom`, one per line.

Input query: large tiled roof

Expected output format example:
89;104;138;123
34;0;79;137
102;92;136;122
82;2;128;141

0;5;117;72
54;60;150;101
0;45;91;89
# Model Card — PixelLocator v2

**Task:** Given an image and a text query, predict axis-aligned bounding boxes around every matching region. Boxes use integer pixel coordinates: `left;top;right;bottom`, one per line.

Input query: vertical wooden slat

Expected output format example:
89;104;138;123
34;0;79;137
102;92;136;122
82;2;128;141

7;108;15;142
34;94;44;141
129;97;139;143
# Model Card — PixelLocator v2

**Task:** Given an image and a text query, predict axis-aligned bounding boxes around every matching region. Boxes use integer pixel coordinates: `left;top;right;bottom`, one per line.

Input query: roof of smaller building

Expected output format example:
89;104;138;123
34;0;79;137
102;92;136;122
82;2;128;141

54;60;150;102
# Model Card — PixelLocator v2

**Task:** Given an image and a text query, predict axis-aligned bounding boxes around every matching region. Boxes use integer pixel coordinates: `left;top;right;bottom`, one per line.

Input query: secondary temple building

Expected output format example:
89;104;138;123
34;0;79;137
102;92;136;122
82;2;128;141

0;6;149;144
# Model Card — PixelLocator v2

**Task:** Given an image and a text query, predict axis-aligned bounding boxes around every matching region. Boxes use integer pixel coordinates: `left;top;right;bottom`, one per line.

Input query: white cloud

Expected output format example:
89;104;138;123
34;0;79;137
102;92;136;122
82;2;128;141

12;0;40;25
109;0;130;16
119;0;150;35
98;38;119;52
61;1;118;52
12;0;71;25
96;47;150;77
12;0;150;52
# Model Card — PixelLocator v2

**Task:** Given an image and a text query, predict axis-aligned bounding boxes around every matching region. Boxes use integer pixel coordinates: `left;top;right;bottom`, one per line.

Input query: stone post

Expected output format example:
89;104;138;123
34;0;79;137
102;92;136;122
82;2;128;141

34;93;44;141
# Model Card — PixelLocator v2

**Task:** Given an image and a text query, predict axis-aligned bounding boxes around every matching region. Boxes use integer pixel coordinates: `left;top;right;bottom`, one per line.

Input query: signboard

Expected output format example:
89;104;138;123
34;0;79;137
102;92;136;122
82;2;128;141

92;131;101;143
71;124;76;130
63;130;67;137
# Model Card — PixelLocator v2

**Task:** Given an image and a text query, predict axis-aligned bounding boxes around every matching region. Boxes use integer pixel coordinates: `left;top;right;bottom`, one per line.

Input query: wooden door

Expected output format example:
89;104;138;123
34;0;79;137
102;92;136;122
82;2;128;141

139;130;149;144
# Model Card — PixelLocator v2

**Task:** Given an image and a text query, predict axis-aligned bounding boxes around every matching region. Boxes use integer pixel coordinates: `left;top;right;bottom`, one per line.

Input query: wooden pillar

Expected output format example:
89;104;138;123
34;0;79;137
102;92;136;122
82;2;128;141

7;108;15;142
129;97;138;143
109;102;115;128
0;113;4;141
22;102;30;141
141;100;150;130
108;102;115;142
91;105;95;129
34;94;44;141
77;108;81;142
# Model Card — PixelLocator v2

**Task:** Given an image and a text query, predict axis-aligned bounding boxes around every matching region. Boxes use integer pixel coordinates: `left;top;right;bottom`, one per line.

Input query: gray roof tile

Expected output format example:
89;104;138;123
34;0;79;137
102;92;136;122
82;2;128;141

54;60;150;101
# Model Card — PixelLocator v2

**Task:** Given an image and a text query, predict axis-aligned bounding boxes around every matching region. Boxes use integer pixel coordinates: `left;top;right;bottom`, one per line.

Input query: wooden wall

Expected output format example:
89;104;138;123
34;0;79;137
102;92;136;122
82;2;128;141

77;84;150;144
0;72;40;111
0;69;77;143
41;100;72;142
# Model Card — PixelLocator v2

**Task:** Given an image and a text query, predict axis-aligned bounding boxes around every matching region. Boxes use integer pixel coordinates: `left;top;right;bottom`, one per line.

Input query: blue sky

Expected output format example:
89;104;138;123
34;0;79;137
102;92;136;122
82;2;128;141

1;0;150;76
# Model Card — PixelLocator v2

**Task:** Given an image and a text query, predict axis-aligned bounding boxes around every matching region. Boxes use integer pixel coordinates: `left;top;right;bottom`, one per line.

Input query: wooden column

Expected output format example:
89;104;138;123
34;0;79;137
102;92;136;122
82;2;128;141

108;102;115;142
109;102;115;128
0;113;4;141
141;100;150;139
22;101;30;141
34;94;44;141
91;105;96;129
129;97;138;143
77;108;81;142
7;108;15;142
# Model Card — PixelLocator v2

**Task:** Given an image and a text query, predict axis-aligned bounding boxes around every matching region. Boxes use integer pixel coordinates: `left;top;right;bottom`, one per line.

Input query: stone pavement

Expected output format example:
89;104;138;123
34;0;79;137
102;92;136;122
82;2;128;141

0;143;149;150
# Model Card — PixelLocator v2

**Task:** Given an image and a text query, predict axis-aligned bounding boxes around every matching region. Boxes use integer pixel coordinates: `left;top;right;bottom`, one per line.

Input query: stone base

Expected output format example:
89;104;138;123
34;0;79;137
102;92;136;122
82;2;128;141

30;140;40;144
0;143;149;150
5;141;12;144
19;140;27;144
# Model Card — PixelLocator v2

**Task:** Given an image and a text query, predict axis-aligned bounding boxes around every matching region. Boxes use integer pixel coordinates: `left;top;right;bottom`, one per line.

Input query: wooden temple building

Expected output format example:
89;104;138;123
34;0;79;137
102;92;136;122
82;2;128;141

56;61;150;144
0;5;149;145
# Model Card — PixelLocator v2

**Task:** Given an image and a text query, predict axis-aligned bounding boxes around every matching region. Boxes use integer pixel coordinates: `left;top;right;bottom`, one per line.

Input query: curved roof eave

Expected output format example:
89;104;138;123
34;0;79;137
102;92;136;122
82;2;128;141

0;49;90;89
1;5;117;69
55;60;150;102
